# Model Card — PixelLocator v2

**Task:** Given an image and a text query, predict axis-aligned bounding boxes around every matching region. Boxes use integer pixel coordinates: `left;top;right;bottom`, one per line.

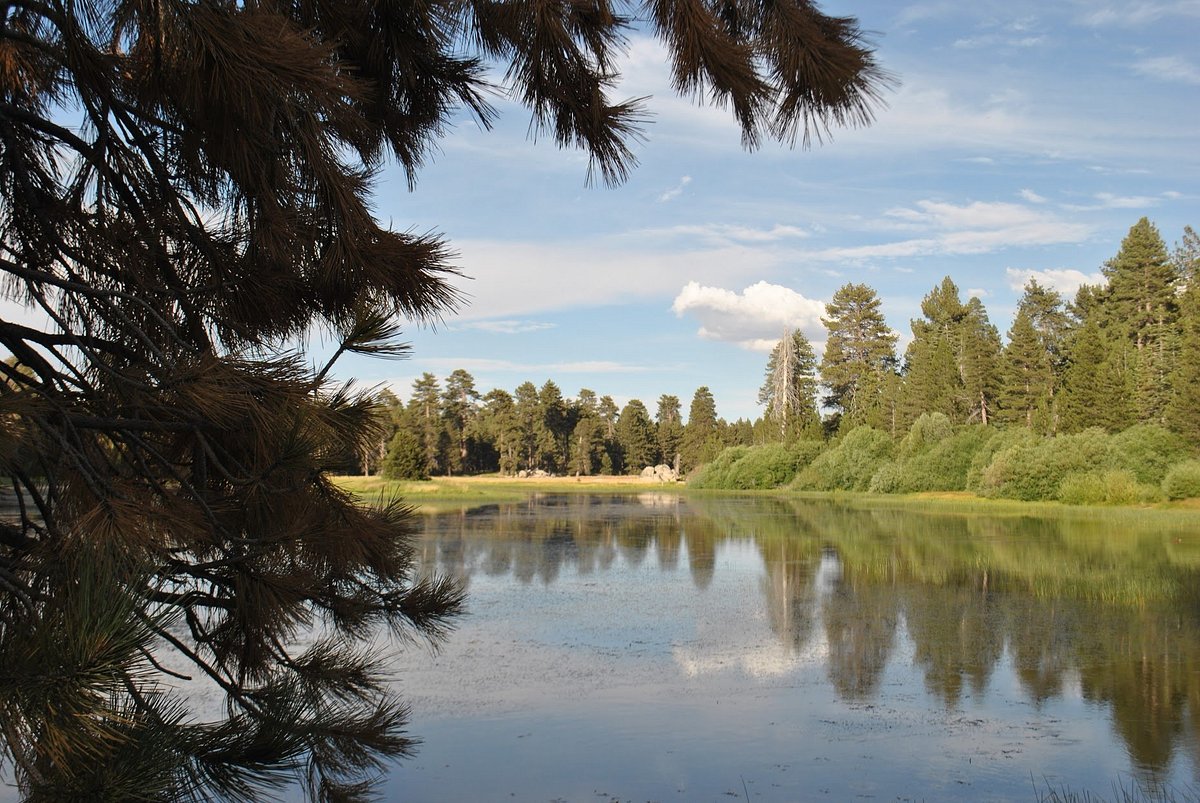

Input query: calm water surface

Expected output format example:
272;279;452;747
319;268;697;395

382;494;1200;802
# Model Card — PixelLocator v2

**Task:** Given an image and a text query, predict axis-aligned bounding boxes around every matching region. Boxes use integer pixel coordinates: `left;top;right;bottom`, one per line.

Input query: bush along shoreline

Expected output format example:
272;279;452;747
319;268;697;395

688;415;1200;506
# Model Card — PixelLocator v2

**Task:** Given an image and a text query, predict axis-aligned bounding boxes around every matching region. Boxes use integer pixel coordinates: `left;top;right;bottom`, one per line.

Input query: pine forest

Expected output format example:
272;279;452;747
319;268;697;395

368;217;1200;505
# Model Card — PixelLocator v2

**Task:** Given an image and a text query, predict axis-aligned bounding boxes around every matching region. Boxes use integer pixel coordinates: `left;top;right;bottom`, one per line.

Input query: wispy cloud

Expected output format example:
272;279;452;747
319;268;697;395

1020;189;1048;203
639;222;809;246
952;34;1046;50
453;320;557;335
1132;55;1200;85
658;175;692;203
1078;2;1200;27
1062;192;1166;211
1006;267;1106;295
671;281;826;351
810;200;1093;261
446;238;781;320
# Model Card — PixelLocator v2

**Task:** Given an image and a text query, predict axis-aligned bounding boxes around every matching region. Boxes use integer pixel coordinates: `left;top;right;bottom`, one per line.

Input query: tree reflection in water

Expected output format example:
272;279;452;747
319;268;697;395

411;494;1200;785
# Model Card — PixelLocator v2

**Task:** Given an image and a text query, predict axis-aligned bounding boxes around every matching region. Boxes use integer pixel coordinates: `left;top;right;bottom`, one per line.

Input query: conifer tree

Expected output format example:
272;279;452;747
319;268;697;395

1058;317;1130;433
538;380;570;474
819;283;899;432
598;395;622;475
513;381;542;471
1100;218;1179;422
616;400;657;472
442;369;481;475
569;389;607;476
0;0;890;795
958;297;1002;426
408;372;445;476
900;277;967;427
1166;280;1200;443
997;308;1055;430
480;389;521;475
655;395;685;471
681;386;722;472
758;329;821;440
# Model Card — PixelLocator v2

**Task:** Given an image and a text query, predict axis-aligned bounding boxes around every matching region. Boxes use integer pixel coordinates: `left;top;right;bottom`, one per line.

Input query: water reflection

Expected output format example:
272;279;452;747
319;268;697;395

412;495;1200;787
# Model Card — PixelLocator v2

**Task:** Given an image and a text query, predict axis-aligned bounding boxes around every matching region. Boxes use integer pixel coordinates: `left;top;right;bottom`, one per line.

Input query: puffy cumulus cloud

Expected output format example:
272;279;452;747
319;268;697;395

810;199;1093;261
671;281;826;351
1006;267;1106;295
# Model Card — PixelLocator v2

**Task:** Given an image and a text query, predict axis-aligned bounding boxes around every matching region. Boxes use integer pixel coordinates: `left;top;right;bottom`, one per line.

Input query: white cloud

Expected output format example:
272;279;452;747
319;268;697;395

445;238;780;320
671;281;826;350
1062;192;1163;211
1005;267;1106;296
1132;55;1200;85
1078;2;1200;27
1020;189;1048;203
967;288;989;298
810;199;1093;261
658;175;692;203
638;223;809;246
453;320;557;335
952;34;1046;50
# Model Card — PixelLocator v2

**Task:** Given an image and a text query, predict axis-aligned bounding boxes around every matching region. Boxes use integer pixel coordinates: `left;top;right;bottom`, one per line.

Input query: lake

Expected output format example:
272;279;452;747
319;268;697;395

380;494;1200;802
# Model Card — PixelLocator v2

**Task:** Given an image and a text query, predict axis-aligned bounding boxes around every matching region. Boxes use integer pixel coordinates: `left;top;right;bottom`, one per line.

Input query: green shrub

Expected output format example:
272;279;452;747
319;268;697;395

1059;469;1161;506
899;412;953;458
382;428;428;480
1106;424;1186;486
867;460;904;493
979;428;1110;501
727;442;823;489
965;427;1038;492
687;446;751;488
1163;460;1200;500
793;426;893;491
900;426;994;492
689;442;824;489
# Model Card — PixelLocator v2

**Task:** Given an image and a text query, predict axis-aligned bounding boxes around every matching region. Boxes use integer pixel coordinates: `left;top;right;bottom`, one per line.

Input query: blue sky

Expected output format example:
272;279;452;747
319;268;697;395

353;1;1199;420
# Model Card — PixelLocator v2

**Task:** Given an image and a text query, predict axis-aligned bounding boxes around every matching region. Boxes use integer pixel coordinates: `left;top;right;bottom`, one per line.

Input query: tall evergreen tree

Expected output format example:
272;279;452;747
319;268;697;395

758;329;821;440
442;369;480;475
1101;218;1179;422
1174;225;1200;286
0;1;889;793
569;389;607;476
958;297;1002;426
997;308;1054;430
408;372;445;476
681;386;722;472
1166;278;1200;443
616;400;657;472
819;283;899;432
900;277;967;427
655;394;685;471
538;380;570;474
480;389;521;475
1018;280;1071;376
1058;316;1130;433
598;395;622;474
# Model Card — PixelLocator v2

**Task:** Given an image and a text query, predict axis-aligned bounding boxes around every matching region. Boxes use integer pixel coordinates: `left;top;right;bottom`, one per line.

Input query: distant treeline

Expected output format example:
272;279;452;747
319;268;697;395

359;217;1200;492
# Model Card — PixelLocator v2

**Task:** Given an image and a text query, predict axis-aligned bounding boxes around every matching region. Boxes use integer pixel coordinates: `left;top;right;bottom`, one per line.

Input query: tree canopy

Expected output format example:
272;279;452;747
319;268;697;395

0;0;892;797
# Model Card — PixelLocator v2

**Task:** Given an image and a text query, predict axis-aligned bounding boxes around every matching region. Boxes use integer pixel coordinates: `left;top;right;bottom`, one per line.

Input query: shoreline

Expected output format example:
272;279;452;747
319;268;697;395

332;474;1200;519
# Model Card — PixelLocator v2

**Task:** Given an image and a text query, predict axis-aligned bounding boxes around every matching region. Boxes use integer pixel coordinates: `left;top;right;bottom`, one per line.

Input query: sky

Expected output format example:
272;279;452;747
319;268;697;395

13;1;1196;424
